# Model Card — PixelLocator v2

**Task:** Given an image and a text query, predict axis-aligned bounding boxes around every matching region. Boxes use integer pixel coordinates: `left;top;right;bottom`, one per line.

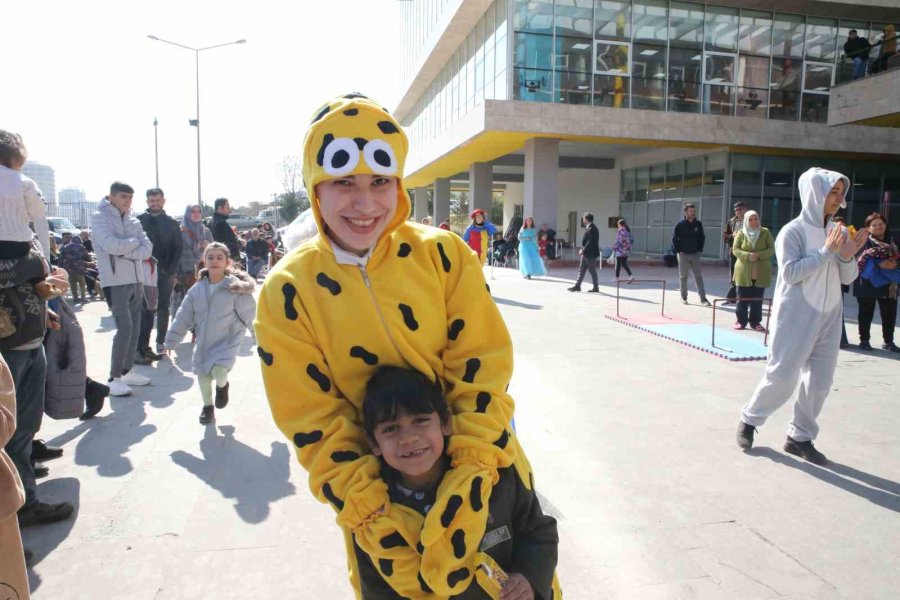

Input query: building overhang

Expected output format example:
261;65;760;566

828;68;900;128
404;100;900;187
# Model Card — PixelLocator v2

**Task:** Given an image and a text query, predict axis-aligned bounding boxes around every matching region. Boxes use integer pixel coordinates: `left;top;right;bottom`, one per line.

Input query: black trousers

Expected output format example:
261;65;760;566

138;272;175;352
736;285;765;326
615;256;632;277
575;255;599;288
858;296;897;344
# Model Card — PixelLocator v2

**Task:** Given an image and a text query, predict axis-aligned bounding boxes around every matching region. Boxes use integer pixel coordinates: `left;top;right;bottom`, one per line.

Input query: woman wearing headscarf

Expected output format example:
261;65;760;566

731;210;775;331
174;205;213;314
853;212;899;352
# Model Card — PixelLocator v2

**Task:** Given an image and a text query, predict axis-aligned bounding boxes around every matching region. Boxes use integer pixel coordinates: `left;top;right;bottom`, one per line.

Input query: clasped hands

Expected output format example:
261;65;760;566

825;226;869;261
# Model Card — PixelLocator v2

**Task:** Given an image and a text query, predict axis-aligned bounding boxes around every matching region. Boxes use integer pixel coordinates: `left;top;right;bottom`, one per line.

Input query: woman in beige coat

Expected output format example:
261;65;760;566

0;353;30;599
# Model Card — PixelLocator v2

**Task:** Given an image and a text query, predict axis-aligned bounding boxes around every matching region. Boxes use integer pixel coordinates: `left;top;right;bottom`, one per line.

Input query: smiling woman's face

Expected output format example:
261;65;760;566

315;174;398;255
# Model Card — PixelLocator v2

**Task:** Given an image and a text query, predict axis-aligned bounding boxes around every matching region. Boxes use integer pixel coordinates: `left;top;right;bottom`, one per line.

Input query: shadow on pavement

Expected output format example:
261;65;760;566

170;425;295;524
72;395;157;477
749;447;900;513
493;297;543;310
22;477;80;593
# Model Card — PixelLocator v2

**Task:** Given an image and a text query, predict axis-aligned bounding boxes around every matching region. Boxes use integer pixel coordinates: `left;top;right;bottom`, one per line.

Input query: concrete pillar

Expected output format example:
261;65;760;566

433;178;451;227
523;138;560;230
468;162;492;217
413;187;429;223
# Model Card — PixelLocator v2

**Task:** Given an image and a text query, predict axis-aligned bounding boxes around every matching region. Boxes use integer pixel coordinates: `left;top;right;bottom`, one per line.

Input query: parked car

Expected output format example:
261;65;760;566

48;216;81;243
256;208;279;229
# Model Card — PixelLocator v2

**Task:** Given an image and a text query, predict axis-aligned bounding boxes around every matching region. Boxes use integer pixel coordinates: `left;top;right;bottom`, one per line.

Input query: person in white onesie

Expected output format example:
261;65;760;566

736;168;869;465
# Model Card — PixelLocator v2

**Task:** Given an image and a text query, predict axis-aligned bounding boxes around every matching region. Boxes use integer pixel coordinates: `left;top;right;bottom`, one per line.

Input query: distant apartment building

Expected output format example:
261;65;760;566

22;161;57;206
58;187;86;204
397;0;900;259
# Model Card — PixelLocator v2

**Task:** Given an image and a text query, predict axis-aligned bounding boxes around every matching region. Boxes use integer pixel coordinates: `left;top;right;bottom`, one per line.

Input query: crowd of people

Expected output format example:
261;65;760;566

843;25;898;80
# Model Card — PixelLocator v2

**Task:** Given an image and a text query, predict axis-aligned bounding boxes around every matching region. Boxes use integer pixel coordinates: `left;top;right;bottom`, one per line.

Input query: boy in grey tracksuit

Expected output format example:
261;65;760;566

91;182;153;397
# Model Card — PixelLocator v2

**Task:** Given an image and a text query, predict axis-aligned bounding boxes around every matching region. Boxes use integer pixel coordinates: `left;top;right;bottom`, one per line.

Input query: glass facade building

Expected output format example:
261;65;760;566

404;0;509;150
621;154;900;258
513;0;888;122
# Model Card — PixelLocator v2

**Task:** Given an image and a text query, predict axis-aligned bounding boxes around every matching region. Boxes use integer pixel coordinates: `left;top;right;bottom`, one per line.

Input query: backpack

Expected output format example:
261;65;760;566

0;253;49;351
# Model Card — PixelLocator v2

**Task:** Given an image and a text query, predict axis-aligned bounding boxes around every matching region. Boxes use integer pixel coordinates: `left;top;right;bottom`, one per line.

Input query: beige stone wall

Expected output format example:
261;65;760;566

828;68;900;126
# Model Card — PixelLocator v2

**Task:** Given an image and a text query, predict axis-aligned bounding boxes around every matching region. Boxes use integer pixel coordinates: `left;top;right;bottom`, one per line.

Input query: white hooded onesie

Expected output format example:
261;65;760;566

740;168;859;442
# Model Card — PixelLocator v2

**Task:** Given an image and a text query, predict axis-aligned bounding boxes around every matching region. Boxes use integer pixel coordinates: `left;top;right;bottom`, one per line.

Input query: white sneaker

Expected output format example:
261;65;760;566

628;276;635;283
155;343;165;355
121;371;151;386
108;378;133;396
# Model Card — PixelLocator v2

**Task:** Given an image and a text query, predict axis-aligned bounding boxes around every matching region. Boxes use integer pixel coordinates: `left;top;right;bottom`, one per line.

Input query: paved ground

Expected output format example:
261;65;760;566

22;262;899;599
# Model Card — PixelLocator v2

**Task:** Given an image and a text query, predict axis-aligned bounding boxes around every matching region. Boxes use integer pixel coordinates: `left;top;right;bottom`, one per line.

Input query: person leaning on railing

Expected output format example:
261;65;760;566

844;30;871;80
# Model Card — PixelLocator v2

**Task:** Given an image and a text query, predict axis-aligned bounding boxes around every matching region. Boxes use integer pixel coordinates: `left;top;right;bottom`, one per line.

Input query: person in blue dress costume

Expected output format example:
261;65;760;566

518;216;547;279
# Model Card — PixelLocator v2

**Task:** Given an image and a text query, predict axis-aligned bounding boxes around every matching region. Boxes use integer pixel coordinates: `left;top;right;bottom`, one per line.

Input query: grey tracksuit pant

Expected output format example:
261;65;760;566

741;304;842;442
677;252;707;301
108;283;143;379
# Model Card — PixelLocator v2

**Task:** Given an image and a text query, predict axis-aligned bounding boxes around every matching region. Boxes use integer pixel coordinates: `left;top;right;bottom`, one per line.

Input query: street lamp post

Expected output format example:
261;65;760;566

153;117;159;187
147;35;246;208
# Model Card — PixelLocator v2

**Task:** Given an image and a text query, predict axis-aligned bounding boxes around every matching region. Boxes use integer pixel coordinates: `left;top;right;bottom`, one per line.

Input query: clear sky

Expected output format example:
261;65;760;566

2;0;402;214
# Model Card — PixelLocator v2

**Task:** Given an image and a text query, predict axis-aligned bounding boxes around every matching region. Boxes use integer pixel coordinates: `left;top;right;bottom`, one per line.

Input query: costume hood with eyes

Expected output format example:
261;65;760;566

741;168;859;443
255;95;561;599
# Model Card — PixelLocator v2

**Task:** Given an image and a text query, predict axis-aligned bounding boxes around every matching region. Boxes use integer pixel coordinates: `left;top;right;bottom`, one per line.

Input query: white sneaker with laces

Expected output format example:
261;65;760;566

108;378;132;396
121;371;151;386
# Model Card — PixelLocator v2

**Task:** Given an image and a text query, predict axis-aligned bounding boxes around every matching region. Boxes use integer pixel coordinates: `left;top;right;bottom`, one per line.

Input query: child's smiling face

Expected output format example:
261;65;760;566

316;174;398;255
370;408;451;490
204;248;229;275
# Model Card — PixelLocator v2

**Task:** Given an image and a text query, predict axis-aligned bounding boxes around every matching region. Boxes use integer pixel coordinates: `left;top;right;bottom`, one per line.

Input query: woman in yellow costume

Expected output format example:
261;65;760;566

255;93;561;599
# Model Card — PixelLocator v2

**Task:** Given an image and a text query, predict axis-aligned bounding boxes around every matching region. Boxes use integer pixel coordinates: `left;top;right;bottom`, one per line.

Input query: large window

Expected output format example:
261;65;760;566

740;10;773;56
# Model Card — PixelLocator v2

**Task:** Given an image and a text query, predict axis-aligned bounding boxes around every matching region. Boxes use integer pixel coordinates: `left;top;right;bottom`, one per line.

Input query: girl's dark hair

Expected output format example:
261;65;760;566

618;219;631;232
363;367;449;441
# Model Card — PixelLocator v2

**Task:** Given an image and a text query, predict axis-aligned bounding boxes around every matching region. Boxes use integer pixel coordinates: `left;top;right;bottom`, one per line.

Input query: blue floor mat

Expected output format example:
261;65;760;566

606;316;768;361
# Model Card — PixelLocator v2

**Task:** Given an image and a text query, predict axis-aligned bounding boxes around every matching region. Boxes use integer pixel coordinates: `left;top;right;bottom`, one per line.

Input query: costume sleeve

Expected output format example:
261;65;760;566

164;288;196;348
234;293;257;336
487;222;498;236
257;269;431;598
122;233;153;261
837;254;860;286
462;226;474;245
777;227;832;285
418;238;518;595
508;471;559;600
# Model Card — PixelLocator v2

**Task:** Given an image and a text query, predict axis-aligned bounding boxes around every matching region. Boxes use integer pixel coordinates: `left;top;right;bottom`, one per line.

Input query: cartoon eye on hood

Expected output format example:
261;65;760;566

320;136;361;177
363;139;398;175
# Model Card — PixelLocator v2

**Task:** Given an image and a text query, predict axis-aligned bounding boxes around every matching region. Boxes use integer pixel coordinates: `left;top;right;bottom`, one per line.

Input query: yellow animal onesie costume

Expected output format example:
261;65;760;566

256;94;561;599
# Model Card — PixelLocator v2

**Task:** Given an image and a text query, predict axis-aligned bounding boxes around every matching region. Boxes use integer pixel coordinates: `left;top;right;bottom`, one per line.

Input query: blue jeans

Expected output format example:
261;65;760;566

852;57;867;80
247;257;265;279
2;346;47;508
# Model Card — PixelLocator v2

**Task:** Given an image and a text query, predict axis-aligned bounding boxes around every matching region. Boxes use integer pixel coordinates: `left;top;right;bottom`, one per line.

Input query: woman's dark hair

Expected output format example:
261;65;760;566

617;219;631;232
523;216;535;229
863;212;886;228
363;367;449;441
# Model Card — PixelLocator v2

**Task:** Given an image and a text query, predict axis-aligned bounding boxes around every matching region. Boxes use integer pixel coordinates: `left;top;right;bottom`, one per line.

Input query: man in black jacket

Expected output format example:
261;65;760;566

844;30;871;80
136;188;183;360
672;203;710;306
568;212;600;293
210;198;242;264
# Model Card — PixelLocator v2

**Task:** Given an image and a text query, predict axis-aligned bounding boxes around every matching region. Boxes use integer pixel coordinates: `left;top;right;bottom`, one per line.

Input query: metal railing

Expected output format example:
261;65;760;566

711;297;773;351
835;35;900;85
615;279;667;319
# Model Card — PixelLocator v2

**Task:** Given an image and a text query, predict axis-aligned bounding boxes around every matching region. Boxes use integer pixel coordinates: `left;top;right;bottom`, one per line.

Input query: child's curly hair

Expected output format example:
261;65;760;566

0;130;27;168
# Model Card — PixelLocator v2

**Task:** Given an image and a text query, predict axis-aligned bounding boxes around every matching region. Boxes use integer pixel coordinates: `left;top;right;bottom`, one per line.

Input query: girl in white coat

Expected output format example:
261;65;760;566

736;168;869;464
165;243;256;424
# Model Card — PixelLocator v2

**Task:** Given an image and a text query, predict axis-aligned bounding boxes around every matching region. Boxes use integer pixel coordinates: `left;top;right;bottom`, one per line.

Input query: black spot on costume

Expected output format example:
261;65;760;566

399;304;419;331
437;243;452;273
494;430;510;450
311;104;331;124
451;529;466;559
353;137;368;150
470;477;484;512
418;573;433;593
397;243;412;257
475;392;491;413
440;495;463;527
316;272;342;295
350;346;379;365
343;108;359;116
331;451;361;463
282;283;299;320
316;134;334;167
293;430;323;448
379;532;408;549
377;120;399;134
447;568;470;589
257;346;274;366
462;358;481;383
344;92;369;99
379;558;393;577
448;319;465;341
323;483;344;510
307;364;331;392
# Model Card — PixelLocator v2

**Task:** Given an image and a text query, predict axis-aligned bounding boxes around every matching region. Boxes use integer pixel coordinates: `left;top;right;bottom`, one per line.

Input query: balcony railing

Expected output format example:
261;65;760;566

835;35;900;85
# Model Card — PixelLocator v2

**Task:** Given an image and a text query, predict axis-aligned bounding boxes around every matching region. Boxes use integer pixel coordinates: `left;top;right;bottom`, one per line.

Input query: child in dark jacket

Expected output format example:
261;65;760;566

359;367;559;600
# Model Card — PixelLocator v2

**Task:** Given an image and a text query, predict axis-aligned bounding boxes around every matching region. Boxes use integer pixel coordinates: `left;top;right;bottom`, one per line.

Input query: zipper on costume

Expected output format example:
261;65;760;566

358;265;403;357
